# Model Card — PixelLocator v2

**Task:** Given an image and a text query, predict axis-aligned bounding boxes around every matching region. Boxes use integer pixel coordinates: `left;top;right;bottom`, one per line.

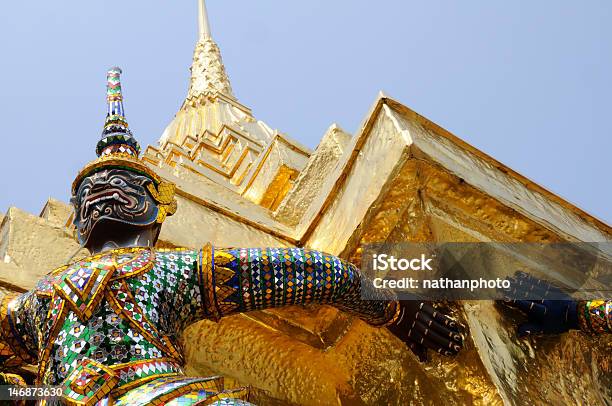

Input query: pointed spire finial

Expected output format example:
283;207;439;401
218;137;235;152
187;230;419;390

187;0;234;98
198;0;212;39
106;67;125;117
97;67;141;157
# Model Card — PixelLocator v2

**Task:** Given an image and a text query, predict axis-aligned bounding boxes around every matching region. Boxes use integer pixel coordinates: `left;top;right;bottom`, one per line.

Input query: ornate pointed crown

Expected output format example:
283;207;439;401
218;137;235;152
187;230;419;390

96;67;141;157
72;67;177;223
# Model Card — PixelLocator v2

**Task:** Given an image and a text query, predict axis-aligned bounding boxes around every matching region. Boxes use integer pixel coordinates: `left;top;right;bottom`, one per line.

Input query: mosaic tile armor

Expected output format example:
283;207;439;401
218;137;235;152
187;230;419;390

0;245;398;405
578;300;612;335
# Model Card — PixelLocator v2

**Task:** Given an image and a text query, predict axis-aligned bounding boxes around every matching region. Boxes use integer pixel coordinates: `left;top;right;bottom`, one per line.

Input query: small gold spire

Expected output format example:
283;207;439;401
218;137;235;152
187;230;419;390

188;0;234;98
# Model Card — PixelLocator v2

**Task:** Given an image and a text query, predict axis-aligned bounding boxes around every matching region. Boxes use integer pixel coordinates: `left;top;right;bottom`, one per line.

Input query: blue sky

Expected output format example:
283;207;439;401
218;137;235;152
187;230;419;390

0;1;610;224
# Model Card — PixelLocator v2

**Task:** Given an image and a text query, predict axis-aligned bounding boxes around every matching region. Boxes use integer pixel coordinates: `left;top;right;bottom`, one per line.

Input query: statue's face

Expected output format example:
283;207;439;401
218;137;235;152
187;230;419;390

72;168;159;246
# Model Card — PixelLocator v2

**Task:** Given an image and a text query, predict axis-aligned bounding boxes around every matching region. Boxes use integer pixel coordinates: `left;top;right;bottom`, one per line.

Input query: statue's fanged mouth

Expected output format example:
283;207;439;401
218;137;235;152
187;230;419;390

82;188;137;219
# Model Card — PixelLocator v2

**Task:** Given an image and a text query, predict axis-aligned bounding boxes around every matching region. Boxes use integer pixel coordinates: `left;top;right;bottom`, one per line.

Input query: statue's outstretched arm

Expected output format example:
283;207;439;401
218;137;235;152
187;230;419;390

196;245;464;360
200;245;396;325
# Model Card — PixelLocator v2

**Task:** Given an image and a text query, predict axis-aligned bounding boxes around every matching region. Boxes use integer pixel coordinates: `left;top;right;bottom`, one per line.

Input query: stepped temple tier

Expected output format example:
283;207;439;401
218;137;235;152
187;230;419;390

0;1;610;405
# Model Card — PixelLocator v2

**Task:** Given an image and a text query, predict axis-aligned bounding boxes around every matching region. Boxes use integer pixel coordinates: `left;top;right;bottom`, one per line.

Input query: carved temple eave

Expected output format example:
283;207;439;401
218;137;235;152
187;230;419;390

292;96;611;249
384;97;611;241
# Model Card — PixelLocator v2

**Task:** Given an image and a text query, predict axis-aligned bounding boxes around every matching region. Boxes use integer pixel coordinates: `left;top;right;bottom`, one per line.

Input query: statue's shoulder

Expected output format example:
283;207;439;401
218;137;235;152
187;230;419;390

47;250;114;276
40;247;151;287
34;251;119;319
33;251;115;296
36;248;199;295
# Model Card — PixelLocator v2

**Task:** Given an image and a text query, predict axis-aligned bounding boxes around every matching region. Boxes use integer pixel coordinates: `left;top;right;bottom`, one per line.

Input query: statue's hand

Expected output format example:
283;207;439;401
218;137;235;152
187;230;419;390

386;301;464;362
500;271;579;336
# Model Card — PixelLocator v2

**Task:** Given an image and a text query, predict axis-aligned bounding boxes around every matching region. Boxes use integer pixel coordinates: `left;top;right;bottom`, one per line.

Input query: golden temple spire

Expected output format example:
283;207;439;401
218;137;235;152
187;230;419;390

187;0;234;98
198;0;212;39
156;0;275;153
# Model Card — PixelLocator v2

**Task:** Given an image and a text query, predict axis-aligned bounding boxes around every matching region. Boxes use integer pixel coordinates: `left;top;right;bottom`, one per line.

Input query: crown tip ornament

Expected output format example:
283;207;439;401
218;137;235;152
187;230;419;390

96;67;141;158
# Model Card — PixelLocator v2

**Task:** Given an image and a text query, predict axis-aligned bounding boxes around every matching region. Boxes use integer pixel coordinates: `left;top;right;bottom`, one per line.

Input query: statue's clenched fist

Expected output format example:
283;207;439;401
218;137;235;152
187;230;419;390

387;301;465;362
